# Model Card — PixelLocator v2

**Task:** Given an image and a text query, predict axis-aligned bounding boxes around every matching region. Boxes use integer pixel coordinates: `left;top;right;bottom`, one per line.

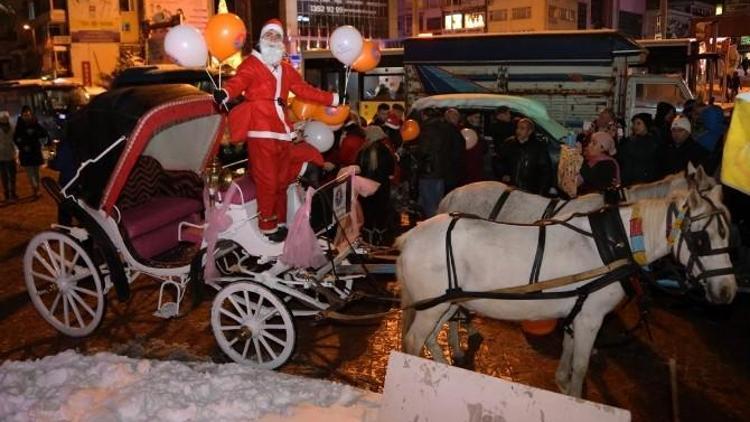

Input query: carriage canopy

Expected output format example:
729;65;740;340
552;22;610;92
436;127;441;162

67;84;225;212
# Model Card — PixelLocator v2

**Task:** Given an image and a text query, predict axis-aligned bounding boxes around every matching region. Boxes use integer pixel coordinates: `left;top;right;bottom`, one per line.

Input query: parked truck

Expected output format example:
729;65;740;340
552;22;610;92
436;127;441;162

402;30;694;131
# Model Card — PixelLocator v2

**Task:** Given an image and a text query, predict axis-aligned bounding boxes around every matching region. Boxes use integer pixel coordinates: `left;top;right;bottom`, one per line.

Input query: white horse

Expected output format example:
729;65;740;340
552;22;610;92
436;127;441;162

438;164;717;223
397;185;735;397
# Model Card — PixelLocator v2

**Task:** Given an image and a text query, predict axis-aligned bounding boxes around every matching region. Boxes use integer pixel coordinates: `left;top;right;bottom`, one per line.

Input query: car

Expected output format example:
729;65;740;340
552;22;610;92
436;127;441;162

111;64;234;93
409;93;572;169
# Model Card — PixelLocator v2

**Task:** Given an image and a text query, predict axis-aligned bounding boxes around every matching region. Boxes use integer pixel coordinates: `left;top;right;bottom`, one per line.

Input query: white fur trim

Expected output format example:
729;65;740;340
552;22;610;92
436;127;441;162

298;162;308;177
331;93;340;106
261;22;283;37
248;130;292;141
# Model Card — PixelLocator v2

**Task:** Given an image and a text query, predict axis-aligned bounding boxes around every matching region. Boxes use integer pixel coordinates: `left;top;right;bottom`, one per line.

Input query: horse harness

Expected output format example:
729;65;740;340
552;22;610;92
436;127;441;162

415;208;642;335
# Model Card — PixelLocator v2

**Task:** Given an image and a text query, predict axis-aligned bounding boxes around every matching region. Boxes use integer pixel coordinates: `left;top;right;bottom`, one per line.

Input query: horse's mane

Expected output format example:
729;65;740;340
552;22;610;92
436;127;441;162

624;171;685;201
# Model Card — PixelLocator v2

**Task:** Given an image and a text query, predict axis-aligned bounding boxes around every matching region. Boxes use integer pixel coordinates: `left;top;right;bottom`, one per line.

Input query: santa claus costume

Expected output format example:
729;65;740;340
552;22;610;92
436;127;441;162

217;19;339;241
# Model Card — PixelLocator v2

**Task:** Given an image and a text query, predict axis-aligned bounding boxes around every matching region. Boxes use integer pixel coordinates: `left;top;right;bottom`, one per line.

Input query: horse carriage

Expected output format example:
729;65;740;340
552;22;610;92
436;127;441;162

23;84;372;369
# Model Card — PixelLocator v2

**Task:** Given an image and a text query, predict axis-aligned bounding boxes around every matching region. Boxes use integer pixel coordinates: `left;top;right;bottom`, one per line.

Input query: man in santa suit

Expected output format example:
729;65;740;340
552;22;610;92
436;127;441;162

213;18;340;242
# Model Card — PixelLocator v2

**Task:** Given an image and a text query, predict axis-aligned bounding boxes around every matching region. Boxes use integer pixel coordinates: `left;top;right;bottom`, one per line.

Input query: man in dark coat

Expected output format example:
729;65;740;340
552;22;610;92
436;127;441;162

660;115;708;176
617;113;662;186
494;118;553;195
357;125;396;245
13;106;47;197
416;108;462;217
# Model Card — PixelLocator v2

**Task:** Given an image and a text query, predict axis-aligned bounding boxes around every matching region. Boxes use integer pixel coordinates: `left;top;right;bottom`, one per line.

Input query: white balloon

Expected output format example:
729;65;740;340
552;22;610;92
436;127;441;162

164;25;208;68
461;128;478;150
329;26;364;66
303;120;335;152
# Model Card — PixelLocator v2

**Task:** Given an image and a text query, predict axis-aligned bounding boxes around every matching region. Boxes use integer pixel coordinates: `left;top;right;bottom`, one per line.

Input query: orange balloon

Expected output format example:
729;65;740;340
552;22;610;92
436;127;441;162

521;319;557;336
313;104;350;125
351;40;381;73
400;119;420;142
205;13;247;61
290;97;323;120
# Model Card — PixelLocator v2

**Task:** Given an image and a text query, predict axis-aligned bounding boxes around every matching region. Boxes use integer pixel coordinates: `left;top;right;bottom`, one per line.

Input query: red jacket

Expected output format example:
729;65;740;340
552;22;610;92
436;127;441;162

337;133;366;167
224;51;338;142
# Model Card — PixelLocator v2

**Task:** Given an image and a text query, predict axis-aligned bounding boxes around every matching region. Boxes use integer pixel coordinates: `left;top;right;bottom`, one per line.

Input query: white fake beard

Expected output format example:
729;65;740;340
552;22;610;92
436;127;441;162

260;40;285;66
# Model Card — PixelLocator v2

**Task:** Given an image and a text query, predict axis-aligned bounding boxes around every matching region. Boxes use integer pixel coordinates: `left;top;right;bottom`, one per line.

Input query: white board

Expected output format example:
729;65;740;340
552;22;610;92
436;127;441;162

379;352;630;422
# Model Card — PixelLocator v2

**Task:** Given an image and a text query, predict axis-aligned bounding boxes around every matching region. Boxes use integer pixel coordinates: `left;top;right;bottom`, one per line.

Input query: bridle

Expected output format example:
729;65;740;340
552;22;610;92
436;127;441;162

667;194;735;288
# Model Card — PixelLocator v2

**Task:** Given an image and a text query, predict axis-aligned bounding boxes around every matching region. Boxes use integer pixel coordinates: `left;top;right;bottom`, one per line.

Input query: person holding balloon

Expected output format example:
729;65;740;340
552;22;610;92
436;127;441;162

212;19;343;243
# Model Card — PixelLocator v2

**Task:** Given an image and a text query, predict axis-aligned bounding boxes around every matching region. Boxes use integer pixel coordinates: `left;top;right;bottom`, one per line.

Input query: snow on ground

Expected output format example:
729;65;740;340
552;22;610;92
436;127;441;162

0;350;381;421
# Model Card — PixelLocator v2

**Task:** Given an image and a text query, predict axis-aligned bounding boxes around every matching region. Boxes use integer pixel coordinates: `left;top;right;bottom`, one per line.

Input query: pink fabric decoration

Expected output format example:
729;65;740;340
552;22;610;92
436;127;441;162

203;184;239;281
281;187;328;269
334;166;380;251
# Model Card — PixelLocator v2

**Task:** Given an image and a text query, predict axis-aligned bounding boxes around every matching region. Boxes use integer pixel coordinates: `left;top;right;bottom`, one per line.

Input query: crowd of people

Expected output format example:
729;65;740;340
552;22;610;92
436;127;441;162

312;99;733;246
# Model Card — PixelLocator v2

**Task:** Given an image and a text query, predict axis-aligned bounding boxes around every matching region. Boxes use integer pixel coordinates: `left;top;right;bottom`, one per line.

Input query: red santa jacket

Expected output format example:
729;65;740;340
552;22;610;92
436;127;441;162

224;50;338;142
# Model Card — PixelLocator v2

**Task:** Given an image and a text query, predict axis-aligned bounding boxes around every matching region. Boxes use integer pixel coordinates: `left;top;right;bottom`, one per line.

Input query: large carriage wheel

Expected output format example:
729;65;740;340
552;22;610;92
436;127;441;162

23;231;105;337
211;282;296;369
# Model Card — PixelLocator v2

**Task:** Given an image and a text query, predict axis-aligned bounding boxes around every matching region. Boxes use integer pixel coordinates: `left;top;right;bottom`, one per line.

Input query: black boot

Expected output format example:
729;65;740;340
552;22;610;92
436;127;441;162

265;226;288;243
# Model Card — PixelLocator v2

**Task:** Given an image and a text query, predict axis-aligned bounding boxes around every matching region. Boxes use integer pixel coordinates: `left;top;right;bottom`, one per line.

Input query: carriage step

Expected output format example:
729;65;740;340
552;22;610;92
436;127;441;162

153;302;179;319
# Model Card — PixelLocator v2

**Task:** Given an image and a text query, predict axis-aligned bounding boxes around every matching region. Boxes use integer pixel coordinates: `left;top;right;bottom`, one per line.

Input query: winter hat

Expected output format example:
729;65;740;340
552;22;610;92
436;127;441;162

364;125;387;143
591;131;616;156
671;115;692;134
261;19;284;38
0;111;9;122
384;112;402;130
632;112;653;129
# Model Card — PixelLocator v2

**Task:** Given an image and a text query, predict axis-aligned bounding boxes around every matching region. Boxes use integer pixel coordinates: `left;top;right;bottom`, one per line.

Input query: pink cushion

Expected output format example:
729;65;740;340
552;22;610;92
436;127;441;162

121;197;203;239
231;175;257;204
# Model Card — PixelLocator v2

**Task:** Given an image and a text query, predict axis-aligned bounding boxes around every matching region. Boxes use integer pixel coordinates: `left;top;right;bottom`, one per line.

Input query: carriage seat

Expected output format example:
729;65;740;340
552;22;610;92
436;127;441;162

117;156;204;259
230;175;257;204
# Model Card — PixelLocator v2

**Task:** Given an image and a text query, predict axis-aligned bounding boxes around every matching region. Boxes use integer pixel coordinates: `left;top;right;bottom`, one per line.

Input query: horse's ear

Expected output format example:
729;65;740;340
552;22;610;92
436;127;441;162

696;165;707;182
687;161;697;177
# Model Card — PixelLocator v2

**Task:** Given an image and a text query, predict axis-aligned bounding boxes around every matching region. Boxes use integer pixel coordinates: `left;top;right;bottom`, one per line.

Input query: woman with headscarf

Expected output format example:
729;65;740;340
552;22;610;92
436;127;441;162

356;126;396;245
654;101;676;144
577;131;620;194
617;113;662;186
13;106;47;198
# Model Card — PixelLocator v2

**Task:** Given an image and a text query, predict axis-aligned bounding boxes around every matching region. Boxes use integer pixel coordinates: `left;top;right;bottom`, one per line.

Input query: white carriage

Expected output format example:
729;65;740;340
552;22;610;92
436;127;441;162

23;84;369;369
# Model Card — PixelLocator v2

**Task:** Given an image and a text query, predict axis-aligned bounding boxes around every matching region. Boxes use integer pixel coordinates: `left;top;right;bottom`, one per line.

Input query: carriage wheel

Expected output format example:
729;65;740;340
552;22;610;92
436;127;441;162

211;282;296;369
23;231;105;337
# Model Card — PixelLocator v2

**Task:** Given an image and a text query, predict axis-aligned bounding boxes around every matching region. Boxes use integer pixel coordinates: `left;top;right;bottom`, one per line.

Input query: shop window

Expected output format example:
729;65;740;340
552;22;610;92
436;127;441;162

444;13;462;30
511;7;531;20
489;9;507;21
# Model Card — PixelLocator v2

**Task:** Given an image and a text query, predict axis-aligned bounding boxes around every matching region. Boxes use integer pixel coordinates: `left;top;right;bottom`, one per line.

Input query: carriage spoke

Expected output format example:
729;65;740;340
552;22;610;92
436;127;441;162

31;271;56;283
34;251;58;278
227;335;240;347
62;294;70;326
220;324;244;331
255;296;265;319
65;250;81;276
261;331;286;347
252;337;262;364
258;336;278;360
219;307;244;324
261;323;287;330
261;308;280;322
69;290;96;318
71;285;99;298
49;292;62;315
67;293;85;328
227;294;247;319
243;290;250;316
241;338;251;359
68;268;94;283
43;242;63;276
58;240;66;276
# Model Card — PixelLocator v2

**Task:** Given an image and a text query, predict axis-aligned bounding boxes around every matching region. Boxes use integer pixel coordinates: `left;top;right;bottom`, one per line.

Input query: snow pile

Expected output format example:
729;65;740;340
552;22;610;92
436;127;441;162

0;351;380;421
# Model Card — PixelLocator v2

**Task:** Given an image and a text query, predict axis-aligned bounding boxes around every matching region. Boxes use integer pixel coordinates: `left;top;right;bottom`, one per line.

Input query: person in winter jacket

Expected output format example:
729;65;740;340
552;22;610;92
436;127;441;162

494;118;553;195
13;106;47;198
356;126;396;245
617;113;661;186
660;115;708;176
694;105;726;175
415;108;462;217
334;114;366;167
578;131;620;194
213;19;341;242
654;101;676;145
0;111;17;201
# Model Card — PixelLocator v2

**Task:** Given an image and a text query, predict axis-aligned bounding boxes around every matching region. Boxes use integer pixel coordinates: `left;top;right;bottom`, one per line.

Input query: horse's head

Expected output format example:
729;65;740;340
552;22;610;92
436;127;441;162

671;185;736;304
685;162;719;192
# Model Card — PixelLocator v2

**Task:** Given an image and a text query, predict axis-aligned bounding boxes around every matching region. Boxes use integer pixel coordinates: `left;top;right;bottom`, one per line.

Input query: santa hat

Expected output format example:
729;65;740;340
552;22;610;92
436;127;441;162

384;112;402;130
261;19;284;38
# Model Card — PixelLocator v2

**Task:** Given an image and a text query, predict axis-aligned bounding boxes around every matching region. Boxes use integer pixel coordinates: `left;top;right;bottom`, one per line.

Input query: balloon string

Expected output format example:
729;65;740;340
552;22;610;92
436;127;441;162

205;68;219;89
343;66;352;105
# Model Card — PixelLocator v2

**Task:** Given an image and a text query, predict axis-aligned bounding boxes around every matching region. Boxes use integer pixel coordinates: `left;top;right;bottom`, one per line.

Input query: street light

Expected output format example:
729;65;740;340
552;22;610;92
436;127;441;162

23;23;37;52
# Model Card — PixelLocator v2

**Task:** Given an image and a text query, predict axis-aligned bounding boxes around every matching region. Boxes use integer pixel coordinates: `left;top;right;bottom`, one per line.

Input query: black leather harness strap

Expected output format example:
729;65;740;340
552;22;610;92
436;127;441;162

528;199;561;284
488;188;514;220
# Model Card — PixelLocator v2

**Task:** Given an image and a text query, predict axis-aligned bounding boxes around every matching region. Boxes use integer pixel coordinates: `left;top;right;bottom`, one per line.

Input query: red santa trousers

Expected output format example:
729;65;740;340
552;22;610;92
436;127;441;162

249;139;325;233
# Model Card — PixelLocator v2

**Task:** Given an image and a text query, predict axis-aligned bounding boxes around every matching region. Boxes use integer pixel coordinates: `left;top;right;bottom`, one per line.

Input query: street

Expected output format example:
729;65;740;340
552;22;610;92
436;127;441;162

1;169;750;422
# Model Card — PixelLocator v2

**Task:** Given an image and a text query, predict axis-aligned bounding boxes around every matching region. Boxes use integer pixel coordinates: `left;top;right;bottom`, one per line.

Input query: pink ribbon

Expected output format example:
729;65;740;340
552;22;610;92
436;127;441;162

280;187;328;269
335;166;380;251
203;184;239;281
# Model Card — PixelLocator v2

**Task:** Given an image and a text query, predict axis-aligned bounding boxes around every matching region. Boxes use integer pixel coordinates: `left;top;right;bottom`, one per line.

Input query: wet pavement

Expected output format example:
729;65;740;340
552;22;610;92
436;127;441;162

2;169;750;421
